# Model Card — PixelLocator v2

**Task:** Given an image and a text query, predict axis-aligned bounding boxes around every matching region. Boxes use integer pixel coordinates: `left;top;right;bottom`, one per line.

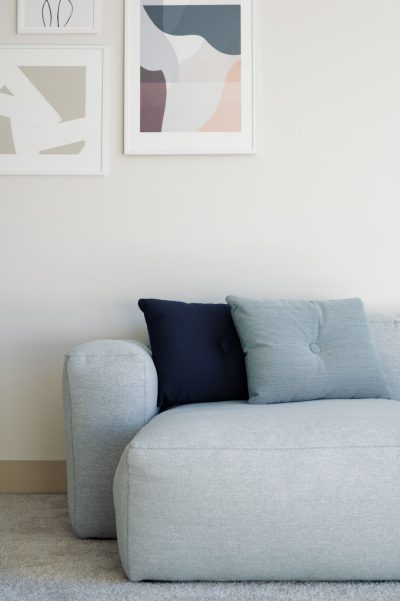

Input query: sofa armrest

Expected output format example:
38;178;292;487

63;340;158;538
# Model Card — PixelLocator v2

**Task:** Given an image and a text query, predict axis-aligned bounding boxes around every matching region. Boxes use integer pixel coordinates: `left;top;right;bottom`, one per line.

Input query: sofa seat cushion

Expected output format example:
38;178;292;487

132;398;400;451
114;398;400;581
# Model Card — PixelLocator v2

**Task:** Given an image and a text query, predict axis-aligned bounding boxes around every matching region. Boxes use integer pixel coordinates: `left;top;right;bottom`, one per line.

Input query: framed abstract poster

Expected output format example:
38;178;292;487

125;0;254;155
0;46;107;175
17;0;100;34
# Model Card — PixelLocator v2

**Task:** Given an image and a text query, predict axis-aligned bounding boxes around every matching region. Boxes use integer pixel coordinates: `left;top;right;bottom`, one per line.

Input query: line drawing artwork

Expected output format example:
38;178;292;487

42;0;74;28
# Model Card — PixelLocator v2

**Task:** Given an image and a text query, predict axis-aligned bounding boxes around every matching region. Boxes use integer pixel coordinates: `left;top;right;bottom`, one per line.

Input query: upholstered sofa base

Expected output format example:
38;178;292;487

114;399;400;582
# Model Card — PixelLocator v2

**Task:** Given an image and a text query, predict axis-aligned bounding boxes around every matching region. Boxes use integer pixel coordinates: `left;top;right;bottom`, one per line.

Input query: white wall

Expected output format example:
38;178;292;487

1;0;400;460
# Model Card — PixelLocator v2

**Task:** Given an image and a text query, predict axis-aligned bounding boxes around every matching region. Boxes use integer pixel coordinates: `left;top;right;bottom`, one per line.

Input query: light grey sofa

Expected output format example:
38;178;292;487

63;314;400;581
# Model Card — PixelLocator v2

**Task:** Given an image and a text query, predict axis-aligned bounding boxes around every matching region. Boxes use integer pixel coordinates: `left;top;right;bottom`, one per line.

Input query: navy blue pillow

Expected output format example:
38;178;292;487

138;299;248;410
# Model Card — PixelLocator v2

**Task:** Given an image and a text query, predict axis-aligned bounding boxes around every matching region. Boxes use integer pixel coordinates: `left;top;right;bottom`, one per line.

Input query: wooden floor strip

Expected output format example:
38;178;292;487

0;461;67;493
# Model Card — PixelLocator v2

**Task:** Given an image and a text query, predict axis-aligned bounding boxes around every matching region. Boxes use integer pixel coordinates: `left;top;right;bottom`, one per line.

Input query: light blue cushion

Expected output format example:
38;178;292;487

226;296;390;404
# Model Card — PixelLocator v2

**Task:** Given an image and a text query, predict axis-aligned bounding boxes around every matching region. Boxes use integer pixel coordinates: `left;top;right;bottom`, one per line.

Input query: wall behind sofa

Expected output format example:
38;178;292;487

1;0;400;461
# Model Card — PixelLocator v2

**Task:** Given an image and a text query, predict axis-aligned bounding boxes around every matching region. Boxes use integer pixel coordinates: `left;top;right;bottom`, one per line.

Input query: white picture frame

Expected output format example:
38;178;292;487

0;45;107;175
124;0;255;155
17;0;100;34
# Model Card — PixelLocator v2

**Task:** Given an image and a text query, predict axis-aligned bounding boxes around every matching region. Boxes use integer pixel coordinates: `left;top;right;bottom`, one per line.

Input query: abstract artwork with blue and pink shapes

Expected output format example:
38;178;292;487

140;2;241;133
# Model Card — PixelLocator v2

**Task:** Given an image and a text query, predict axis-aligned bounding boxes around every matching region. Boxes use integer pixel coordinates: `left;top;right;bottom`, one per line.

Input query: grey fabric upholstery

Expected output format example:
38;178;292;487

65;313;400;554
114;398;400;581
63;340;158;538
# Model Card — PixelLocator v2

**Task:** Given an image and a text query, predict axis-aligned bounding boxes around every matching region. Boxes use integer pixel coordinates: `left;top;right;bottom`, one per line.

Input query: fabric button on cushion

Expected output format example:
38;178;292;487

227;296;390;404
221;341;232;353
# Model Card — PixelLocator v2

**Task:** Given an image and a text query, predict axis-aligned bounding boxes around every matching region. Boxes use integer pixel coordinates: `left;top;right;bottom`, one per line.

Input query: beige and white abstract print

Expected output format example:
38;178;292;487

0;46;105;175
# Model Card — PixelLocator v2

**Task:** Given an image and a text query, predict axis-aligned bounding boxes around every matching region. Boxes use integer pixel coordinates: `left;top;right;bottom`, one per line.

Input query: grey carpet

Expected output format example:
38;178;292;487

1;495;400;601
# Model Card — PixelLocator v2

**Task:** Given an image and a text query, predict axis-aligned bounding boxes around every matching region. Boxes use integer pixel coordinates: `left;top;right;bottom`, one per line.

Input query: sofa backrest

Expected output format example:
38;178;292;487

368;313;400;400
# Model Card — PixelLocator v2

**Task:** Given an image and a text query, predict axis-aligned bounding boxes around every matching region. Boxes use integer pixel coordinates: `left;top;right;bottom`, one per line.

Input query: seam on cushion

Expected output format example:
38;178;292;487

129;444;400;452
66;354;150;358
143;354;157;424
369;319;400;324
65;358;77;534
143;355;146;426
127;454;130;578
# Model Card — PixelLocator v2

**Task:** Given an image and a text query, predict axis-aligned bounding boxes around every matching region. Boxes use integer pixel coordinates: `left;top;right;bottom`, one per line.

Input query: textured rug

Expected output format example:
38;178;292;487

1;494;400;601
